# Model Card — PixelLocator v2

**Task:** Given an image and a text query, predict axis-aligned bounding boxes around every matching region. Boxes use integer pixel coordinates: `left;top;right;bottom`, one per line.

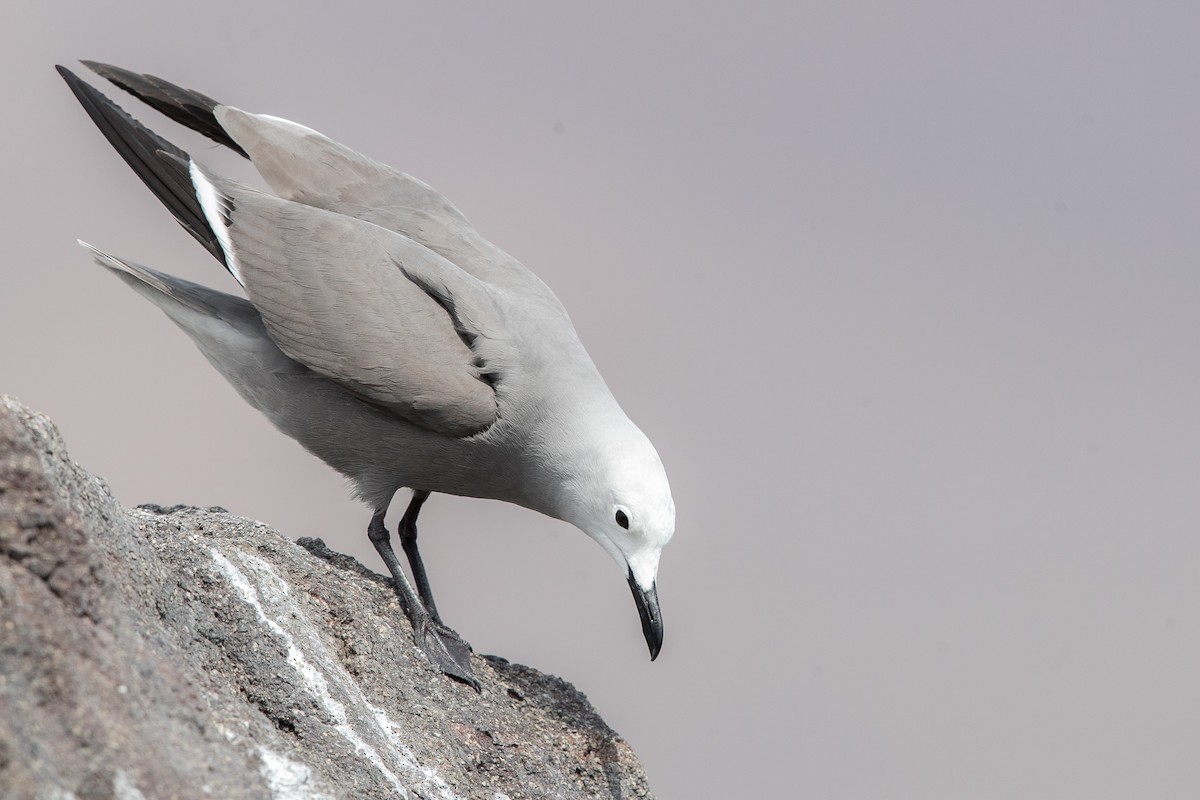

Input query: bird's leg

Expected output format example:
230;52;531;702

367;504;423;619
397;490;442;624
367;504;478;690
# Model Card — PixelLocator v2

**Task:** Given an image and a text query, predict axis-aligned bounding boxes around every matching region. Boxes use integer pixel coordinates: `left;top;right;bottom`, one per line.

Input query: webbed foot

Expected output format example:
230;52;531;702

413;614;479;691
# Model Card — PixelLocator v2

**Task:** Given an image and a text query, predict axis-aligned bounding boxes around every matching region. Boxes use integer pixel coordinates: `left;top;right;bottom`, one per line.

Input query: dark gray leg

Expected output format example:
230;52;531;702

367;504;424;621
398;490;441;624
367;501;477;690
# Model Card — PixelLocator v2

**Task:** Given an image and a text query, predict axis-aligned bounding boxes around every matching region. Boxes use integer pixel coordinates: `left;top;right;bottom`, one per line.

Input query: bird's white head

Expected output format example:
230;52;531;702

555;418;675;659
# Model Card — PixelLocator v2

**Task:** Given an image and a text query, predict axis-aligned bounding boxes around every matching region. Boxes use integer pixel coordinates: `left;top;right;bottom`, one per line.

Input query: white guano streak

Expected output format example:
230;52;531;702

256;745;333;800
210;547;461;800
113;770;148;800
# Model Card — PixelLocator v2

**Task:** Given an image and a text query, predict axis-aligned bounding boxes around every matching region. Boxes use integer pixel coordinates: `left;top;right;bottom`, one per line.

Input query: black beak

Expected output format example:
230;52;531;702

627;573;663;660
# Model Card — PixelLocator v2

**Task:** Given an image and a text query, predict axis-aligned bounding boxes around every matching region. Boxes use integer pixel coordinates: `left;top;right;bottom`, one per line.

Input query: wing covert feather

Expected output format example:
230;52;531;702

214;107;560;301
216;106;468;224
209;176;497;438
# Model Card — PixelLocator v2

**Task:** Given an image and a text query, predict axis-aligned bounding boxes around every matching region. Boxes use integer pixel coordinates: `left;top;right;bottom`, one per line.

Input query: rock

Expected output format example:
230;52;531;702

0;396;654;800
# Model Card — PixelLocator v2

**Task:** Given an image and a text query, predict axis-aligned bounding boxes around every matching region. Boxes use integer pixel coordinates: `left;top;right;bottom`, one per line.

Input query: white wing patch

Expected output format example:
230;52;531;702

190;160;245;286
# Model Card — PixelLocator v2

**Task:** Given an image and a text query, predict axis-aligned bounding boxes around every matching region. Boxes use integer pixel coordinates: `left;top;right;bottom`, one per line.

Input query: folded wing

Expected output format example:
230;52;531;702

191;165;500;438
60;65;499;438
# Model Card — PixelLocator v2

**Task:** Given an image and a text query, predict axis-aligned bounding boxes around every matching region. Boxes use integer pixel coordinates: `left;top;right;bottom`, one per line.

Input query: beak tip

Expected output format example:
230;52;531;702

628;573;664;662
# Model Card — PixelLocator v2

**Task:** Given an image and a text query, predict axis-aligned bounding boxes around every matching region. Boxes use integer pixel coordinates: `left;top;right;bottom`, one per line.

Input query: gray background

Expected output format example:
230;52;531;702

4;2;1199;797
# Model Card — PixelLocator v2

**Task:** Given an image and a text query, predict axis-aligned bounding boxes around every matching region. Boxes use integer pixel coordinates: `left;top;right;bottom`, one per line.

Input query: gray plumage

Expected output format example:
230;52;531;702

62;63;675;684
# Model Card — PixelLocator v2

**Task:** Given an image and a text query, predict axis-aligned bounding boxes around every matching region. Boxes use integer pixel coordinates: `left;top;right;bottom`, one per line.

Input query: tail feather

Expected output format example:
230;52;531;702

57;65;231;273
81;60;248;158
79;240;249;321
77;241;348;452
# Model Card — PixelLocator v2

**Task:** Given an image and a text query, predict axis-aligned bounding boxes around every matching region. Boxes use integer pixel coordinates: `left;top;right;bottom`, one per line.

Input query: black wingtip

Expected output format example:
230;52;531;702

58;63;230;270
56;64;91;95
80;60;249;158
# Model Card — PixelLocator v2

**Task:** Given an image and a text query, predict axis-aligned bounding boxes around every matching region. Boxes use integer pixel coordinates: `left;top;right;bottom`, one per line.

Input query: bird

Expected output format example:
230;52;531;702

58;61;675;688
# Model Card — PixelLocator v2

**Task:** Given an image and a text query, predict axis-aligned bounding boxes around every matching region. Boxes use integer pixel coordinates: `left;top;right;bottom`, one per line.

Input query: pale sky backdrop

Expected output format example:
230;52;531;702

3;3;1199;797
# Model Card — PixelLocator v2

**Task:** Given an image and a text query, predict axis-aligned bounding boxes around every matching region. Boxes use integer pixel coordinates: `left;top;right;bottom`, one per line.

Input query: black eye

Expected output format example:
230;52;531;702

615;509;629;529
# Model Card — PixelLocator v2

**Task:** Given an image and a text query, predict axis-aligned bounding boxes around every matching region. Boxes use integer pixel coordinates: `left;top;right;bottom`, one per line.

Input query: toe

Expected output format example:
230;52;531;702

415;619;479;691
